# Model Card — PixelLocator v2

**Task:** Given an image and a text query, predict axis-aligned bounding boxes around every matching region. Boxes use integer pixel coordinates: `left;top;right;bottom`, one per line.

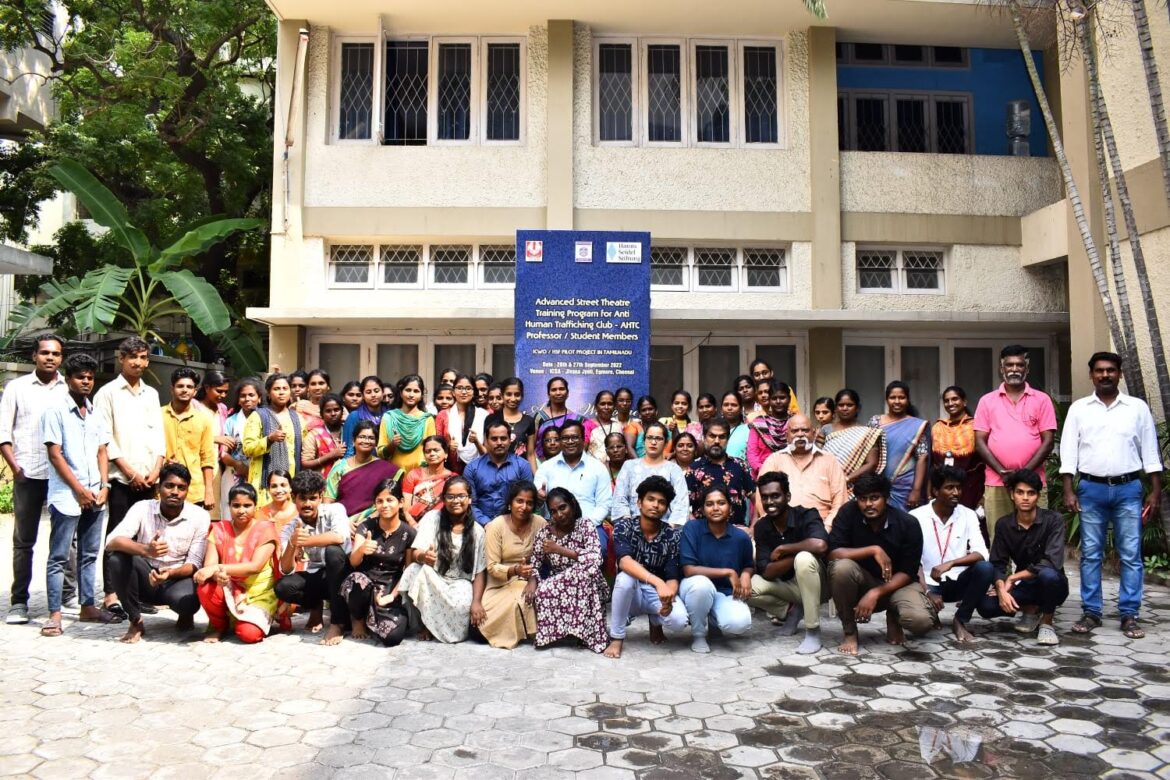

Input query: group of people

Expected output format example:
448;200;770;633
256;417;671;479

2;336;1162;655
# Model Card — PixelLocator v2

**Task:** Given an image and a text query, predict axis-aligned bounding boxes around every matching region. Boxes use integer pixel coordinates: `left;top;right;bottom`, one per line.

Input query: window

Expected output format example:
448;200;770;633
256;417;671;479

851;43;887;64
39;4;54;39
430;245;471;286
337;42;375;140
380;245;422;286
742;248;786;289
480;245;516;286
840;91;971;154
857;247;945;293
694;248;736;289
650;247;688;289
596;42;634;142
435;42;473;141
378;344;419;381
650;345;684;410
932;46;967;67
596;37;782;147
839;43;968;69
892;45;926;65
385;41;429;145
330;245;374;287
484;42;522;142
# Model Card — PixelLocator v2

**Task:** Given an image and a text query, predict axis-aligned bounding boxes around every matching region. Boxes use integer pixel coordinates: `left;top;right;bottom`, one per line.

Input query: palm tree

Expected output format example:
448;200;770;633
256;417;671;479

1080;10;1170;415
802;0;828;18
1131;0;1170;207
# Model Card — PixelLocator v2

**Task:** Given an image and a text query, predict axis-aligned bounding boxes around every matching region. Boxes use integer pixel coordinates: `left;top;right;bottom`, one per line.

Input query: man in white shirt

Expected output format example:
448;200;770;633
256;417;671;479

911;466;991;644
1060;351;1163;639
0;334;69;624
535;420;611;554
93;336;166;616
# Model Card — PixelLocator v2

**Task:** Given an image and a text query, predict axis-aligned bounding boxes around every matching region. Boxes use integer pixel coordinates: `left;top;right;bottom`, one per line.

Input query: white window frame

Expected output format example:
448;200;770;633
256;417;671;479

692;247;739;292
480;37;527;146
690;39;737;148
309;332;515;385
737;40;784;147
428;36;479;146
330;35;379;144
640;38;689;147
740;246;789;291
327;243;376;289
477;244;518;289
376;245;425;291
649;246;690;292
426;244;475;290
593;37;639;147
856;246;947;295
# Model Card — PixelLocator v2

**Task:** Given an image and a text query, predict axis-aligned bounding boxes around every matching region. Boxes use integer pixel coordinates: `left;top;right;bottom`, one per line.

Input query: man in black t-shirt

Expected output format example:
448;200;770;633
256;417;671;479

748;472;829;654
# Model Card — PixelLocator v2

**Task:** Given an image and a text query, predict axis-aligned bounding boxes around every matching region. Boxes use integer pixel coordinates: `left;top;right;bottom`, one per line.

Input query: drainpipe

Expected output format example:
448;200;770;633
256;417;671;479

282;27;310;233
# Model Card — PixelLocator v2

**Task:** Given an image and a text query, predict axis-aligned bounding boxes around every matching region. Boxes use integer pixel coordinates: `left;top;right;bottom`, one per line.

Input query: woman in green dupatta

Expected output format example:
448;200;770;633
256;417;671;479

378;374;436;471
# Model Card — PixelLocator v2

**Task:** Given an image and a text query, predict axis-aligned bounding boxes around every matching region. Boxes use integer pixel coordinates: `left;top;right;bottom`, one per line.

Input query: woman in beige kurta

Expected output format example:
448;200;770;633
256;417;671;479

480;481;545;649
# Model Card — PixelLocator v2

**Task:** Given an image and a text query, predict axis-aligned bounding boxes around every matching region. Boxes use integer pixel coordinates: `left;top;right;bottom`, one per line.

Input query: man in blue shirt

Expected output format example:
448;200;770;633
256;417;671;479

464;421;534;526
680;484;755;653
41;353;111;634
535;420;611;552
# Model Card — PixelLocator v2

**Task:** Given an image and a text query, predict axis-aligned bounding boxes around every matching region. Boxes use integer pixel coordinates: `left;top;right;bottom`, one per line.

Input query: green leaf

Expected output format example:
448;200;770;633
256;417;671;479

0;277;86;347
48;160;152;264
155;268;231;334
74;265;133;333
803;0;828;19
212;324;267;374
151;217;264;273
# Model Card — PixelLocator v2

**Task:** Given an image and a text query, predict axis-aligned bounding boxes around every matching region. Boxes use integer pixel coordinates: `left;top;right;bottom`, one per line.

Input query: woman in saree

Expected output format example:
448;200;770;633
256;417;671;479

194;483;280;643
301;393;345;476
534;376;587;461
931;385;985;510
341;375;387;455
434;374;487;474
257;470;298;538
869;381;930;510
480;481;546;649
398;476;487;642
403;436;454;524
242;373;302;506
524;488;609;653
219;378;262;513
342;477;416;647
823;389;886;492
746;380;792;477
378;374;436;471
326;420;403;520
721;392;750;460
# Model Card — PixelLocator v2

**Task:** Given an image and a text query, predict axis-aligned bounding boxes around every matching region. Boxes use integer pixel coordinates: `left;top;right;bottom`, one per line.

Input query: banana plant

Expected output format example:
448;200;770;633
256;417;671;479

2;159;266;372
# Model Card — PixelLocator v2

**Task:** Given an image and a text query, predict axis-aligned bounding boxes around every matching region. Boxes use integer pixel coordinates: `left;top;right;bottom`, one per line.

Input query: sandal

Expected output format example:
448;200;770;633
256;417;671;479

1072;613;1102;633
40;619;63;637
1121;617;1145;639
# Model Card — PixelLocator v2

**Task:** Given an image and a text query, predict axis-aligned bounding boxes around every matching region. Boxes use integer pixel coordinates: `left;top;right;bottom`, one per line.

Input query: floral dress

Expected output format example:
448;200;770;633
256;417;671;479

340;518;416;646
398;511;486;643
529;518;609;653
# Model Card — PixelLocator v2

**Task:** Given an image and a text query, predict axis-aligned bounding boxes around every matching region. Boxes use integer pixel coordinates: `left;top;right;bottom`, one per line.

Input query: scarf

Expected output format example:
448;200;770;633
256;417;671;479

750;414;789;452
258;406;301;486
385;409;431;454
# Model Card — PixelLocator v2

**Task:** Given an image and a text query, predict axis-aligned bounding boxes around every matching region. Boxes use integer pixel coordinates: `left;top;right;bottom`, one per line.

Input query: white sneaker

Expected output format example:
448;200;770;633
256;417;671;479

1014;612;1040;634
691;637;711;654
5;604;29;624
1036;624;1059;646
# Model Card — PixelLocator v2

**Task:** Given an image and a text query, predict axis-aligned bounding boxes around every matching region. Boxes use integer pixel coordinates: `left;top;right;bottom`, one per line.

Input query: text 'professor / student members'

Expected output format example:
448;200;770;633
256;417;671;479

524;331;641;341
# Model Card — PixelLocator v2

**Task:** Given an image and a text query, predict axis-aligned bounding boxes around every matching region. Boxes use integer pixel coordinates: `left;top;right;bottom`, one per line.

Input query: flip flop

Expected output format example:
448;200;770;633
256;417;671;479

40;619;62;637
1121;617;1145;639
1071;613;1102;634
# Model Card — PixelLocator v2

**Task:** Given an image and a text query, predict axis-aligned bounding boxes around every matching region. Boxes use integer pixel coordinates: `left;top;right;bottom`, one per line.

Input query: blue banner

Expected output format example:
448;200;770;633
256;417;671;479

514;230;651;412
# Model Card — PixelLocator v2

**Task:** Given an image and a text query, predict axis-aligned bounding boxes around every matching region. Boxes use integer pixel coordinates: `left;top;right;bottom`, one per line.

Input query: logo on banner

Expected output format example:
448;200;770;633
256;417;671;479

606;242;642;263
524;241;544;262
575;242;593;263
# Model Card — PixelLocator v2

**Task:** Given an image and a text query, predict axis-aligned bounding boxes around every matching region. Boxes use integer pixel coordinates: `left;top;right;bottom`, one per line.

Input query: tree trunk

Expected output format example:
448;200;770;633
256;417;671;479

1133;0;1170;207
1084;13;1170;416
1007;1;1126;361
1081;18;1145;397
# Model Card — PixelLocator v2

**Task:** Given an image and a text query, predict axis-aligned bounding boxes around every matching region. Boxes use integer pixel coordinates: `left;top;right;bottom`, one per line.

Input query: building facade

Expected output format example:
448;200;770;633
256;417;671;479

250;0;1166;416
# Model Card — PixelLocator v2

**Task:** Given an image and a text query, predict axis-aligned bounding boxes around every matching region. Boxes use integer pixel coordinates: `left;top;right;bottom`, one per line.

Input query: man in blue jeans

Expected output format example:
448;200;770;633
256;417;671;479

41;353;112;635
1060;351;1163;639
978;470;1069;646
680;484;754;653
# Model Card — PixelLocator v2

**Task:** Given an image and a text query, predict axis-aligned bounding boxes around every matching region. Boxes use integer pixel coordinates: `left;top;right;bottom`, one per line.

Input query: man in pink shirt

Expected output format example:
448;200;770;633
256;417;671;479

973;345;1056;542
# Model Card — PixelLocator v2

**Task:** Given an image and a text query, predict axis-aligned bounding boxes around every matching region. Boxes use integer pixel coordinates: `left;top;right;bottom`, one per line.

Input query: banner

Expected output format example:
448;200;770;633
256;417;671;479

514;230;651;411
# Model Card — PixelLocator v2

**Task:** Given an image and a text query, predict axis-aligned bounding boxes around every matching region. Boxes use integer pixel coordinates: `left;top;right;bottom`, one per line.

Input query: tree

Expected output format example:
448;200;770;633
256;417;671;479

1131;0;1170;208
2;160;266;372
0;0;275;348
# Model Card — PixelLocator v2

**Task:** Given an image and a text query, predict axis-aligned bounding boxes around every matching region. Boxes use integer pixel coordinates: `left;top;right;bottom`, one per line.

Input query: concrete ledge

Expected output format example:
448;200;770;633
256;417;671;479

1021;200;1069;267
841;212;1023;246
301;206;548;240
574;209;813;242
0;244;52;275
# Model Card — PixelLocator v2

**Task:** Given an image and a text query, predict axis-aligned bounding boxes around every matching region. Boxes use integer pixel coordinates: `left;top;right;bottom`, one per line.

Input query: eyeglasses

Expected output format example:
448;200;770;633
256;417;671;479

454;385;474;392
644;435;666;442
443;493;470;501
560;435;582;442
355;435;377;442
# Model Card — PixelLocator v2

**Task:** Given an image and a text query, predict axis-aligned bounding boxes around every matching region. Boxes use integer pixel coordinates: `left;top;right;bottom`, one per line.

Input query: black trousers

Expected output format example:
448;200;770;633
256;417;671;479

346;579;410;647
103;481;156;595
274;545;351;627
106;552;199;623
11;477;76;606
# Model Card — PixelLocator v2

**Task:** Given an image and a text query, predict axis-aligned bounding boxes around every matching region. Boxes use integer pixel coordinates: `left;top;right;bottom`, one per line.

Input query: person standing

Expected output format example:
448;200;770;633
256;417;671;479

746;380;793;477
464;421;534;526
686;418;755;526
93;336;166;617
1061;352;1163;639
161;368;217;514
973;345;1057;539
931;386;985;511
40;353;111;635
1;334;69;624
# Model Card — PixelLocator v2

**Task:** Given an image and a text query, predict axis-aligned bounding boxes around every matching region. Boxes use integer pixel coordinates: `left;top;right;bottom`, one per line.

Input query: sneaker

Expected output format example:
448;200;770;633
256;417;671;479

5;604;29;624
1036;625;1059;646
691;636;711;654
1014;612;1041;634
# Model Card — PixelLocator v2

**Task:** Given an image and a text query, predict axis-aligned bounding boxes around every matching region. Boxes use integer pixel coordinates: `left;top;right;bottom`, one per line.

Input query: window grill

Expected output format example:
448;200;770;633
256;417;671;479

743;248;786;288
694;45;730;143
384;41;429;145
430;245;471;285
380;246;421;285
480;245;516;284
338;43;374;140
650;247;688;287
331;245;373;285
903;250;943;290
646;45;682;142
437;43;472;141
694;248;736;288
485;43;521;141
742;46;778;144
895;98;927;153
854;97;889;151
857;250;896;289
935;99;968;154
598;43;634;142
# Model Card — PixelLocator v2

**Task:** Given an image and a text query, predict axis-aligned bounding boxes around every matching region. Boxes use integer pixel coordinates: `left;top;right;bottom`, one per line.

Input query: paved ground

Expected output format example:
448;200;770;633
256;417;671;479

2;515;1170;779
